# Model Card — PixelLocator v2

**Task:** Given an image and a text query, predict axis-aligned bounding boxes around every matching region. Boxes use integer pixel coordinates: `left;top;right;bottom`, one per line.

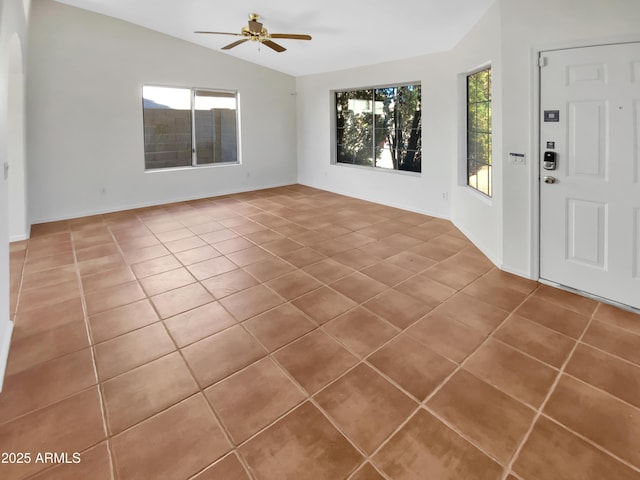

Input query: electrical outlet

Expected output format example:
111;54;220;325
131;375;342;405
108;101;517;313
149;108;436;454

509;153;526;165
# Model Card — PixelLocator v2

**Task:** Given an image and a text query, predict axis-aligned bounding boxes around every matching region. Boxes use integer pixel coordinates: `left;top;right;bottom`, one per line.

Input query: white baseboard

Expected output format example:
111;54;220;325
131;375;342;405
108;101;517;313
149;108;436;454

0;320;14;393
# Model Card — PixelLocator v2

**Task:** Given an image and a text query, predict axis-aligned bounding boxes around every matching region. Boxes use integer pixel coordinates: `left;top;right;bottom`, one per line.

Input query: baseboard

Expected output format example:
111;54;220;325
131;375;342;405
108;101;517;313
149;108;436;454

0;320;14;393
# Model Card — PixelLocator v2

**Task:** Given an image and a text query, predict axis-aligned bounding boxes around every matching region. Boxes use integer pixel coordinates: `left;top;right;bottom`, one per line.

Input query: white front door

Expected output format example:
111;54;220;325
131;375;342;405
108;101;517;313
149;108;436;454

539;42;640;310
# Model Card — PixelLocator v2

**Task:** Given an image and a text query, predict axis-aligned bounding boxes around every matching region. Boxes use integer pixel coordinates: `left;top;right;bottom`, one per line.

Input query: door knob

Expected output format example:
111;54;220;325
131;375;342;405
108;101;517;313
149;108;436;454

544;176;557;184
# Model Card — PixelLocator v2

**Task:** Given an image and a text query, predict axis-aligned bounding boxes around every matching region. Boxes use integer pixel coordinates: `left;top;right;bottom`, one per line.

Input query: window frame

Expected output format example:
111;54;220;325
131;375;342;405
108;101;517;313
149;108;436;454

142;84;241;172
331;82;422;175
465;66;492;197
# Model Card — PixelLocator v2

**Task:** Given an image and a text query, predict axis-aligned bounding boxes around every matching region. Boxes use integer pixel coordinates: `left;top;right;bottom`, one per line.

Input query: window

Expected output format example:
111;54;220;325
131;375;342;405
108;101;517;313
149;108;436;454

466;68;492;196
142;85;239;170
335;84;421;173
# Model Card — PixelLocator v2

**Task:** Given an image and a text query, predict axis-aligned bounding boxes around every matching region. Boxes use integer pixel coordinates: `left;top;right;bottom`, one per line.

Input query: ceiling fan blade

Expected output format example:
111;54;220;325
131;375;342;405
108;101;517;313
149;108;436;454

194;31;241;36
222;39;250;50
270;34;312;41
248;20;263;33
262;40;286;52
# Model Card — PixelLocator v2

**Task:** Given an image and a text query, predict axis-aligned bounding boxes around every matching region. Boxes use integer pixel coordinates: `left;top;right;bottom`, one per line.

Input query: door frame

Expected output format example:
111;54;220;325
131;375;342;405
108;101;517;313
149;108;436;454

531;35;640;292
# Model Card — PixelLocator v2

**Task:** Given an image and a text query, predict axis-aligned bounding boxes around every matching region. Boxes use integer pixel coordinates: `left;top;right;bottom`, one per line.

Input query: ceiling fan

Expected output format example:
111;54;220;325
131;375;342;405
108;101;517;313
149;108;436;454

195;13;312;53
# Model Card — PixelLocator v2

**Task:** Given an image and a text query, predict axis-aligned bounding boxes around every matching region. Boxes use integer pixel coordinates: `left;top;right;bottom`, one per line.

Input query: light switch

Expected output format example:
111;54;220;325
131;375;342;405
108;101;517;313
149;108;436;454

509;153;526;165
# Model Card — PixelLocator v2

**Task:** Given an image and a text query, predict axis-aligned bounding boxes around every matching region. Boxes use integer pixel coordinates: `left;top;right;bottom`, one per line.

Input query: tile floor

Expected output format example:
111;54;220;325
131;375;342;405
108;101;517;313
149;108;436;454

2;184;640;480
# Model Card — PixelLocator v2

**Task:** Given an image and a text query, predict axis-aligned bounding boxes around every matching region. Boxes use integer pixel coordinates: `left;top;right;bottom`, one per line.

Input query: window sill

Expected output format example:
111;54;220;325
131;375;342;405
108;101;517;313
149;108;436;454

332;161;421;178
144;162;240;173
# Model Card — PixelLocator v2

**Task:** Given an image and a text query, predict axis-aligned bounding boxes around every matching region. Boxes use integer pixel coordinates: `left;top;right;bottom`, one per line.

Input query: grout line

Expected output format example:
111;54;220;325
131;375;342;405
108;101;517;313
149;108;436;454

499;297;600;480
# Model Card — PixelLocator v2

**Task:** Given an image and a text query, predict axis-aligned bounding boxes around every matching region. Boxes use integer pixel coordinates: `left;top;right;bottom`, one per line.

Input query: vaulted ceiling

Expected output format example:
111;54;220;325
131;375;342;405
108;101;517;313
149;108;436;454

53;0;495;76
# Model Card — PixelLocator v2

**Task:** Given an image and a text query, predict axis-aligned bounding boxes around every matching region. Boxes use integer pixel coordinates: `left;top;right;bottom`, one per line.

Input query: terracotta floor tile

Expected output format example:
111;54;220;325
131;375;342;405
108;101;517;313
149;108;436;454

436;292;509;335
212;237;255;256
544;374;640;467
262;238;305;256
205;358;306;444
302;258;355;283
408;241;459;261
203;230;243;246
464;338;558;408
81;265;136;293
290;229;331;246
420;262;481;290
316;364;416;453
593;303;640;335
154;227;194;243
331;248;382;270
243;256;296;282
186;256;238;281
361;262;414;287
94;323;175;380
201;268;258;299
75;243;119;262
103;352;199;434
515;296;591;339
174;245;221;266
13;297;84;340
566;343;640;409
313;238;356;256
164;301;236;348
274;330;358;394
368;333;456;401
581;320;640;366
494;314;576;368
291;286;357;325
0;387;105;480
218;284;284;321
513;416;639;480
428;369;535;463
277;246;325;268
150;283;214;319
244;228;285;245
89;299;159;343
532;284;599;316
462;277;528;311
139;267;196;296
23;251;75;275
265;270;322;300
193;453;250;480
130;254;182;278
331;272;388;304
226;246;274;267
395;273;457;307
350;463;386;480
0;348;96;424
364;289;433;329
29;442;112;480
85;280;146;316
6;320;89;375
21;264;76;291
123;244;170;264
111;394;230;480
77;253;127;278
373;409;503;480
243;304;316;352
182;325;266;388
324;307;398;358
384;251;436;274
19;279;80;311
163;235;207;254
188;220;225;235
240;402;362;480
407;311;486;363
117;234;160;252
482;268;539;294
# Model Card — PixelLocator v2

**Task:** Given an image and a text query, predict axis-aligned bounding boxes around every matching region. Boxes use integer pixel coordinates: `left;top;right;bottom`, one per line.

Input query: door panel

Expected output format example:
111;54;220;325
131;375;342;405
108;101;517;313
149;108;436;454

540;43;640;310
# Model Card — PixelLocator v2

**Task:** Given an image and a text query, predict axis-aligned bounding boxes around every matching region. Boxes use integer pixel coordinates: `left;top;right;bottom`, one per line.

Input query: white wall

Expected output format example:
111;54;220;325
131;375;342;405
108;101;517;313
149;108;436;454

0;0;29;390
297;0;640;278
26;0;298;223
